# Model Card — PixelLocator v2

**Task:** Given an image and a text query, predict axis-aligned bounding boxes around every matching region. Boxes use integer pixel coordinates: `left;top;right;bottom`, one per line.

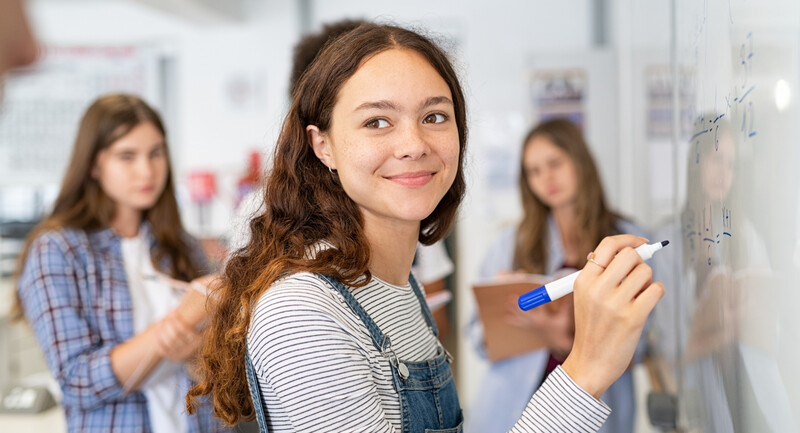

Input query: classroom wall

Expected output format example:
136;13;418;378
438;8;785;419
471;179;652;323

16;0;647;419
27;0;299;238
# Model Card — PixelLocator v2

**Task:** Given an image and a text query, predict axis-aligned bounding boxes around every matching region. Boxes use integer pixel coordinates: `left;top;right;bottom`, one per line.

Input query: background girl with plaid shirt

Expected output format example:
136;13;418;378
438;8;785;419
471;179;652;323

14;94;224;433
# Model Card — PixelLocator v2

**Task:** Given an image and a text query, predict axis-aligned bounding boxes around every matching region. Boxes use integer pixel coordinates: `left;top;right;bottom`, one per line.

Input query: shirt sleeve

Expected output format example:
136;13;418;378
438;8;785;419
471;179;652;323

510;366;611;433
17;232;125;410
248;279;401;433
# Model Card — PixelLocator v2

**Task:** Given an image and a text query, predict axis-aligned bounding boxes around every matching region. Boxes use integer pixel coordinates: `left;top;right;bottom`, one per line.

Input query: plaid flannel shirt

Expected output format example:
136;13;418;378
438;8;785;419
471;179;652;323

18;224;223;433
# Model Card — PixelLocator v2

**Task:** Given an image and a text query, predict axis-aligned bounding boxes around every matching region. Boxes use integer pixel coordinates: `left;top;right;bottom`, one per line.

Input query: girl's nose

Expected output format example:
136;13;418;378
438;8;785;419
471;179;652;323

395;123;430;160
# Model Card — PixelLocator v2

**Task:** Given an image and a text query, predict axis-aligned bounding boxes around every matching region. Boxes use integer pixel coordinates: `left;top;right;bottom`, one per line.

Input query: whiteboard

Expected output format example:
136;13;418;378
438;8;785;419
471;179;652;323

643;0;800;431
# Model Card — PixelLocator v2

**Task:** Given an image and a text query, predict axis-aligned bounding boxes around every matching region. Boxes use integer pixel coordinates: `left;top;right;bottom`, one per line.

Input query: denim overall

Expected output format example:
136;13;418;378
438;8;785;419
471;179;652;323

245;273;463;433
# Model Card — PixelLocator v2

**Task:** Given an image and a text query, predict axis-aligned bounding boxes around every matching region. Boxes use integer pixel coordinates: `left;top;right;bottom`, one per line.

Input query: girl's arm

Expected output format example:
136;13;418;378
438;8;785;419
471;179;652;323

18;232;203;407
18;232;128;409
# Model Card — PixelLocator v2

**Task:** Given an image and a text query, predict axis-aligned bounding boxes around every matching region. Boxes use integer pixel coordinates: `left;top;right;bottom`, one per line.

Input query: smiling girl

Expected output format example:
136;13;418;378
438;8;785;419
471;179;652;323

188;24;663;433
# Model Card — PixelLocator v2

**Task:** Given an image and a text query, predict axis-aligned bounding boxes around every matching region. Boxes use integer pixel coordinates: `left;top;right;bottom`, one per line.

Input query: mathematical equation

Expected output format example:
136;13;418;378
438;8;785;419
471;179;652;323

685;204;734;266
690;33;757;164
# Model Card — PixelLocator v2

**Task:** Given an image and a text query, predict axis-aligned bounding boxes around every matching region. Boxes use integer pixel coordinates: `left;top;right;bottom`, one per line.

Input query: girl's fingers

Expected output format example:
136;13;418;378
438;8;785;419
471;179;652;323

598;247;644;289
615;262;654;301
580;235;648;280
632;282;665;321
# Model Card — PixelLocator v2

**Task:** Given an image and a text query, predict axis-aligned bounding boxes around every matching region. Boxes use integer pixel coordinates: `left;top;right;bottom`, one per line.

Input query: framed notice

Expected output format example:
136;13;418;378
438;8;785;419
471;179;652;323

0;45;164;185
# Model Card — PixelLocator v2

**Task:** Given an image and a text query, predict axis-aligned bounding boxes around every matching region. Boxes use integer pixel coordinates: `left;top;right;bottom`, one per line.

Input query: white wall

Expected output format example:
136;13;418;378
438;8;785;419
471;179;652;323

28;0;299;237
25;0;637;415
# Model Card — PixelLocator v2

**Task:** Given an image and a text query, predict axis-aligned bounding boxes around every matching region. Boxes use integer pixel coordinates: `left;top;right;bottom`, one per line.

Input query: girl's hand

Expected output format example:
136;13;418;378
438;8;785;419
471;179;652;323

155;310;203;362
561;234;665;399
173;273;221;330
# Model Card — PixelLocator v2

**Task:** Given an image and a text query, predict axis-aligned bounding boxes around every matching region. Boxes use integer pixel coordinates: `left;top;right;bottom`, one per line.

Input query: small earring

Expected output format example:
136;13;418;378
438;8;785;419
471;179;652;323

328;166;333;173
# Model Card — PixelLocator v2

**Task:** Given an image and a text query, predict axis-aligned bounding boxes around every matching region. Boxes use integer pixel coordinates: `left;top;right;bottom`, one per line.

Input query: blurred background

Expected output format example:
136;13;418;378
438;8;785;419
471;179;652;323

1;0;798;431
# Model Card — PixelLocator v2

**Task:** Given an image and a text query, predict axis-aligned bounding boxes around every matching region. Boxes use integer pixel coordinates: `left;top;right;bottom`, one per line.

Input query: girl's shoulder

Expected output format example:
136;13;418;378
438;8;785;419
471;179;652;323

29;226;91;251
255;272;346;315
249;272;365;349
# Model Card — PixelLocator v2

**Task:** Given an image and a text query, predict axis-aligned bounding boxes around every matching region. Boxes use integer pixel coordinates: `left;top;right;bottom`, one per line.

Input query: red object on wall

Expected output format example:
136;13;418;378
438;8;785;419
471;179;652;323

187;170;217;204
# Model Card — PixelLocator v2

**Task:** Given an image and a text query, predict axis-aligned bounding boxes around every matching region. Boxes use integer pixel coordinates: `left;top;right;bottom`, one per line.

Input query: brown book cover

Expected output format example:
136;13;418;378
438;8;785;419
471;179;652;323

472;274;553;362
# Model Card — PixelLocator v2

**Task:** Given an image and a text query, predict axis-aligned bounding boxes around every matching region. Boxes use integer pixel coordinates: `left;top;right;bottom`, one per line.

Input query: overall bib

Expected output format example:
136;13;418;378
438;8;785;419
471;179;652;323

245;273;463;432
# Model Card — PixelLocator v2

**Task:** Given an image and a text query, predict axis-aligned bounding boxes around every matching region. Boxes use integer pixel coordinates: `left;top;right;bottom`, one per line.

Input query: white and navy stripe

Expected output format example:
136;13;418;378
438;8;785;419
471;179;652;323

248;272;610;432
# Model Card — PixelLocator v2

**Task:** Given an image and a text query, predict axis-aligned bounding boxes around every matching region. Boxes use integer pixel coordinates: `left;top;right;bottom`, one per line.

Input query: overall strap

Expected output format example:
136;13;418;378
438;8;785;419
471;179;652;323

245;350;269;432
316;274;391;353
407;273;439;337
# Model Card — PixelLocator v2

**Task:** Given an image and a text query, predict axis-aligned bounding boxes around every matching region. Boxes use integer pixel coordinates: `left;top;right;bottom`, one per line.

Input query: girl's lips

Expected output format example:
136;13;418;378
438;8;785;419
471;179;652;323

385;171;435;187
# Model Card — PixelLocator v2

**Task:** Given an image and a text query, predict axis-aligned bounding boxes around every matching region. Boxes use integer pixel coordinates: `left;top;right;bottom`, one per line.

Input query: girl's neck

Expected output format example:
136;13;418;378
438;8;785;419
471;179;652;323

552;204;577;232
552;205;580;261
364;220;419;286
111;207;143;238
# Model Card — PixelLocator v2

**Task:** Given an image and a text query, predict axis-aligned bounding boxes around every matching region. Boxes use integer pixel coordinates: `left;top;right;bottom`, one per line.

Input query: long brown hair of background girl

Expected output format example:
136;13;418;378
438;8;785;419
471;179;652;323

12;94;204;319
514;118;620;273
186;23;468;425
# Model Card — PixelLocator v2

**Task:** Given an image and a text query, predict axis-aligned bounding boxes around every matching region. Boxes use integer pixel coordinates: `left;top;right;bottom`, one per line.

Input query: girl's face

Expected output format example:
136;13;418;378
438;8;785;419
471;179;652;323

309;48;459;231
93;121;169;217
523;136;579;210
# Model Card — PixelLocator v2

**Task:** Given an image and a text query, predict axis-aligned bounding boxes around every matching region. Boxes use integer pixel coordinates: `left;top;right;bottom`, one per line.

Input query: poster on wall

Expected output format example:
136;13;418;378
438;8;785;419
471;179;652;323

530;68;586;127
645;64;696;139
0;45;163;185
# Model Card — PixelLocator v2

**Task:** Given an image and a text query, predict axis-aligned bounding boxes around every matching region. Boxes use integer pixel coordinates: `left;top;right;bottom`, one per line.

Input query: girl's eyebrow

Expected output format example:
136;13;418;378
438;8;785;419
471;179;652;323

419;96;453;110
353;96;453;113
354;100;398;112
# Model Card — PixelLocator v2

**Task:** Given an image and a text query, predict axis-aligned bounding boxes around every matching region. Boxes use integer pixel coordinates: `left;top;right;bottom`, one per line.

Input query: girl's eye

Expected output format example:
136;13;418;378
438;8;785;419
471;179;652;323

119;153;134;161
150;148;165;159
423;113;447;124
365;118;390;129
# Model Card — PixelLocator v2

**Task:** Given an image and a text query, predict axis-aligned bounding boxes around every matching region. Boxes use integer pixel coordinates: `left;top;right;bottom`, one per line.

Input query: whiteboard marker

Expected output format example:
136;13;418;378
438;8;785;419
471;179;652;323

518;240;669;311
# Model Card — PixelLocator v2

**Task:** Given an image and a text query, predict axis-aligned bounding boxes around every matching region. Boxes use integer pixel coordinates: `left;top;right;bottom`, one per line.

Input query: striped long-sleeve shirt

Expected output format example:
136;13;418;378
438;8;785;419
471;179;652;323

247;272;610;432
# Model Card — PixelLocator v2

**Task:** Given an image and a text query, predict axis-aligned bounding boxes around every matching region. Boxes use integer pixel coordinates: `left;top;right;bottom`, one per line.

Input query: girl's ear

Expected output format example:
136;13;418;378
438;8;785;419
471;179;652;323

307;125;336;171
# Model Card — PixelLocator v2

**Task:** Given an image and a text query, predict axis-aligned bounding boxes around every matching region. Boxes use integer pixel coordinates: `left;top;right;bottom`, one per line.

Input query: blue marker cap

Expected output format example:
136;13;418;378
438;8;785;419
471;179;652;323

518;286;551;311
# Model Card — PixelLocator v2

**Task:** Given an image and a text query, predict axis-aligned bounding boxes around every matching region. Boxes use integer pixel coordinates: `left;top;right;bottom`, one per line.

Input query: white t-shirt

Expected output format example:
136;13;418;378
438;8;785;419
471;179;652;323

121;231;187;433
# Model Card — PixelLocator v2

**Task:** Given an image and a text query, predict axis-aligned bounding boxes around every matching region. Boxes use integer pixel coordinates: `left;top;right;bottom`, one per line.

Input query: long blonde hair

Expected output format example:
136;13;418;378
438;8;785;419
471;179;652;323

514;118;620;273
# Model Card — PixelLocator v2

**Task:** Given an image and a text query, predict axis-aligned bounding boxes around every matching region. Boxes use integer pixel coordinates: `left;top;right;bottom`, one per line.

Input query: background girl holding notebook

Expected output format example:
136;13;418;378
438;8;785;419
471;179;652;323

467;118;649;433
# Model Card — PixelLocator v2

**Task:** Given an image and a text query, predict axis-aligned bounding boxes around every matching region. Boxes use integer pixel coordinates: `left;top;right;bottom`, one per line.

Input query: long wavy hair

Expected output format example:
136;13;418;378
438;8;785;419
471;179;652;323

514;118;620;273
13;94;204;319
186;23;468;425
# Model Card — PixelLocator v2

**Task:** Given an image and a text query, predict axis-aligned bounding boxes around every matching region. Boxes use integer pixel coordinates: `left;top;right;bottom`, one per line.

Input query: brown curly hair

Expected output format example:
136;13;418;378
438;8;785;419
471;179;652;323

186;23;468;425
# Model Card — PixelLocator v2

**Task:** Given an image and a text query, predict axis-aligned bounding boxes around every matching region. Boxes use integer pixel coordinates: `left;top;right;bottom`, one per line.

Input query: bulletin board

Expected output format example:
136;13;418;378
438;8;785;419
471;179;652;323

0;46;163;186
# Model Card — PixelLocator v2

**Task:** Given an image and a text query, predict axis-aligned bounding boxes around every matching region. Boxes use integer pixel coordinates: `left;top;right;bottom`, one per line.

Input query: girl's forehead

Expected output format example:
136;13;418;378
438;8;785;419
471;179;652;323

334;48;450;109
